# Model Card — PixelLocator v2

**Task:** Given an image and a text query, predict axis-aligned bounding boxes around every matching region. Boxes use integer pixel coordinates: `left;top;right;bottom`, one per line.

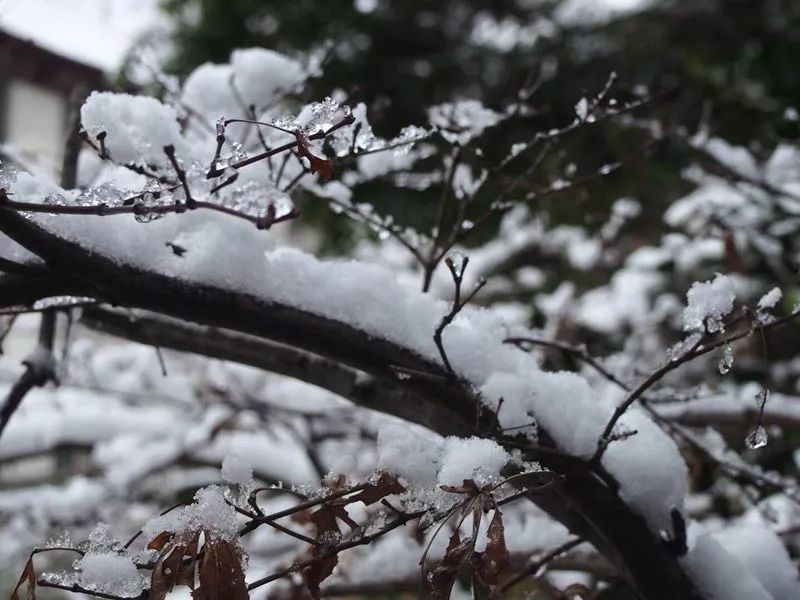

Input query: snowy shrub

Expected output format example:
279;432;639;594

1;35;800;600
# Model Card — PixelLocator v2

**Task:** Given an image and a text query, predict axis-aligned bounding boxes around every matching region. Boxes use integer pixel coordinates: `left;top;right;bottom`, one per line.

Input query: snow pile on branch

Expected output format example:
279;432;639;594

3;197;691;535
231;48;306;108
683;274;736;332
757;286;782;312
377;425;513;488
77;552;145;597
81;92;187;167
221;453;254;488
143;486;240;542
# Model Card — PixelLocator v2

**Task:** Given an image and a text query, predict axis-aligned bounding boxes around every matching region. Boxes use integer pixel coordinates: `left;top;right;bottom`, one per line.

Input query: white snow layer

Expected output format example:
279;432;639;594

231;48;306;108
683;274;736;332
377;425;511;488
712;526;800;599
142;486;239;542
7;195;684;531
222;453;255;488
757;286;782;311
78;552;145;597
81;92;187;168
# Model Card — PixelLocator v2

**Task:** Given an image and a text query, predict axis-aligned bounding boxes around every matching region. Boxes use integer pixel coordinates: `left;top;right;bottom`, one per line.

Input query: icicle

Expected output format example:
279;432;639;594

718;344;734;375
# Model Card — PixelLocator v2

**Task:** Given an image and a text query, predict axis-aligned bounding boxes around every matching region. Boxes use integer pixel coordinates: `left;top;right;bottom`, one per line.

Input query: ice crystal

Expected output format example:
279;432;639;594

745;426;768;450
718;345;734;375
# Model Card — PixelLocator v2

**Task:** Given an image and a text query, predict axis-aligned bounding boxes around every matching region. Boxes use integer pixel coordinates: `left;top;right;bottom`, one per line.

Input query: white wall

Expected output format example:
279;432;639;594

3;79;66;172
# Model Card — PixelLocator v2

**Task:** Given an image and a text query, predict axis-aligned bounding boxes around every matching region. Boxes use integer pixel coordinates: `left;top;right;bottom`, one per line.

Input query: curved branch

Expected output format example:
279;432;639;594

0;208;703;599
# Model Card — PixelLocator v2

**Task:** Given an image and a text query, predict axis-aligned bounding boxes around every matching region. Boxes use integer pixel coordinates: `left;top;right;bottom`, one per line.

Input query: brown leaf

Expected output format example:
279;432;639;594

439;479;481;497
294;132;333;179
150;532;201;600
426;530;474;600
10;555;35;600
310;503;358;534
147;531;175;551
302;554;338;600
563;583;595;599
192;537;249;600
348;473;405;506
471;510;509;594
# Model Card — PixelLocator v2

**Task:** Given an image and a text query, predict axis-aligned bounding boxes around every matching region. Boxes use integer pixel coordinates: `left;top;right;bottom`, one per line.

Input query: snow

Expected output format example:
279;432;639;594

221;453;255;488
377;425;512;489
377;423;443;486
712;525;800;599
143;486;240;543
231;48;306;109
0;476;107;523
757;287;782;311
81;92;187;167
683;274;736;333
436;437;511;487
681;532;771;600
181;63;238;120
77;552;145;597
0;386;177;461
428;100;502;145
3;47;797;600
555;0;652;25
692;137;760;180
481;372;688;533
1;188;695;533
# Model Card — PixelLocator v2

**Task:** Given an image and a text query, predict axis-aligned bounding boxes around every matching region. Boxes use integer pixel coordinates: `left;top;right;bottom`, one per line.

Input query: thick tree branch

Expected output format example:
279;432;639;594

0;209;703;599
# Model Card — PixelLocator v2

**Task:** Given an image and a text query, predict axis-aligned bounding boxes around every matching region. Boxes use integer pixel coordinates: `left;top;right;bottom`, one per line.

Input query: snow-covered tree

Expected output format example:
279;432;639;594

1;41;800;600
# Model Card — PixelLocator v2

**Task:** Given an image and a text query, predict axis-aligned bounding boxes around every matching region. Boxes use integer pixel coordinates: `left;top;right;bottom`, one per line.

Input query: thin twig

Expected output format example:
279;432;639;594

500;538;584;592
434;255;486;378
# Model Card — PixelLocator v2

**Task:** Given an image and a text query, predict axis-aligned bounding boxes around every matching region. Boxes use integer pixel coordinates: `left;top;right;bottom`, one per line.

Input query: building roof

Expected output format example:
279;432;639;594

0;0;158;72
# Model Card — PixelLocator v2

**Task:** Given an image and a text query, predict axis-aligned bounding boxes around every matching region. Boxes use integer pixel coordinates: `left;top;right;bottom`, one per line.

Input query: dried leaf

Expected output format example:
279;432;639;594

563;583;595;599
348;473;405;506
150;532;201;600
439;479;481;497
471;510;509;594
426;530;473;600
294;132;333;179
310;503;358;533
10;555;35;600
302;554;338;600
192;537;249;600
147;531;175;551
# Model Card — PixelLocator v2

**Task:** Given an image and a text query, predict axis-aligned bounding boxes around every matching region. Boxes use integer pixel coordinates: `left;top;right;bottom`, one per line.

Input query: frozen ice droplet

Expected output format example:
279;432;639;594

745;426;768;450
216;116;226;137
575;97;589;121
718;344;734;375
754;387;769;408
446;251;467;277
